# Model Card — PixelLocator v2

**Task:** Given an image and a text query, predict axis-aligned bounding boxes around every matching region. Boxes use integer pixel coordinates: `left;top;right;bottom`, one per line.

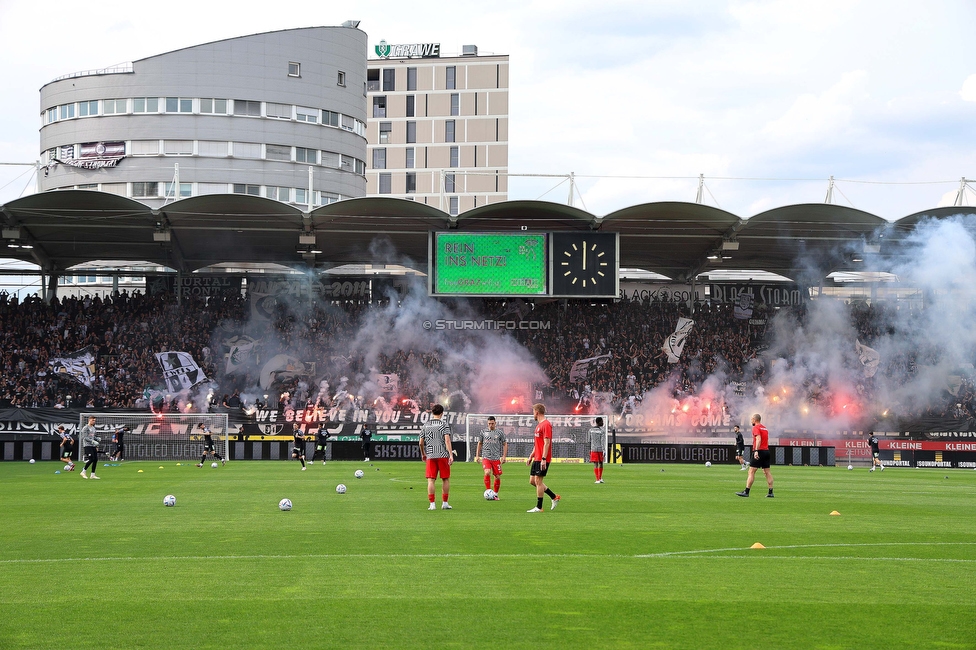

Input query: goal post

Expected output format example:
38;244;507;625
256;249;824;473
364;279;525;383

78;412;230;462
464;413;609;463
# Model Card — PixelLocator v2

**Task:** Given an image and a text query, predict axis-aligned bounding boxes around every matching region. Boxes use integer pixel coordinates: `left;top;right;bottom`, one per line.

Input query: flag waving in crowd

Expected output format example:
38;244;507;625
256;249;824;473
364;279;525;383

49;346;97;388
156;351;207;392
663;318;695;364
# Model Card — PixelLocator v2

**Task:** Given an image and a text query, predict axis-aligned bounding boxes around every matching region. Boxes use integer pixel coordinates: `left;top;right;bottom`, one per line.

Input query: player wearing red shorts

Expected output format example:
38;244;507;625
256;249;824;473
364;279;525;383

526;403;560;512
475;416;507;498
588;417;606;483
419;404;454;510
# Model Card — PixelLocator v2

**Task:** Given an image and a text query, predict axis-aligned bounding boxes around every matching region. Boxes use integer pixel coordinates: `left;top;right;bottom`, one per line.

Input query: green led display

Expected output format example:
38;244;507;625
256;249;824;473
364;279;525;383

432;232;547;295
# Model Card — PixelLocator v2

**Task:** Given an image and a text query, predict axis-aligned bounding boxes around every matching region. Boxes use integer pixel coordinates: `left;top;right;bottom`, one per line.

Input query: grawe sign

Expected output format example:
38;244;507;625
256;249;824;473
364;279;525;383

374;40;440;59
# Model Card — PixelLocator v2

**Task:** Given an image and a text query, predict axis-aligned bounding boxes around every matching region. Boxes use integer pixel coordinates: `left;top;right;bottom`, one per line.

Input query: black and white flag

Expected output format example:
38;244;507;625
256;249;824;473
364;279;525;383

49;345;96;388
569;353;612;383
663;317;695;364
156;351;207;392
855;340;880;378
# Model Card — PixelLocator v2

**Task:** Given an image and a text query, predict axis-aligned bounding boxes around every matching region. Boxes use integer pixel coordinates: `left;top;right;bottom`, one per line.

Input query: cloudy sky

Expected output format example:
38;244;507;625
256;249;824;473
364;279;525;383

0;0;973;219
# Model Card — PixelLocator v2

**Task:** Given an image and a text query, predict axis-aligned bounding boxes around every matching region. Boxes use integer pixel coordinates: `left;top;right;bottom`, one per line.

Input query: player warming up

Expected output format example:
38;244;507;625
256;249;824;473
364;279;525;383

868;432;884;472
79;416;101;479
58;425;76;471
292;428;308;470
526;403;560;512
733;425;747;470
419;404;453;510
196;423;226;467
736;413;774;498
475;416;507;498
311;426;332;465
589;417;606;483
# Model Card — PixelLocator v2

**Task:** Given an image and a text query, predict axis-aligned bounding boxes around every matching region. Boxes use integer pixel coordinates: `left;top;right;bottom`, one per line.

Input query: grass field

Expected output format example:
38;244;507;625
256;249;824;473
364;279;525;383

1;459;975;649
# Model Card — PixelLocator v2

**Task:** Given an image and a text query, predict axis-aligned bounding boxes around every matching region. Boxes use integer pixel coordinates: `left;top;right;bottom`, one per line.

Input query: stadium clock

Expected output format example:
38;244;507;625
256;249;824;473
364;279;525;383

551;232;618;298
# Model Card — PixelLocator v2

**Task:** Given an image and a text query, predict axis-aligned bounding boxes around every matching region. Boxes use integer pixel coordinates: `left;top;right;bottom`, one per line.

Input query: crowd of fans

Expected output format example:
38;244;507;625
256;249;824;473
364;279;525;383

1;286;972;422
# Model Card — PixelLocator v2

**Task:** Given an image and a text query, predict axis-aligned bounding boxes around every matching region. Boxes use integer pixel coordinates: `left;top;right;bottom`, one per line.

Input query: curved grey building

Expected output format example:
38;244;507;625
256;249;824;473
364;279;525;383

38;26;367;208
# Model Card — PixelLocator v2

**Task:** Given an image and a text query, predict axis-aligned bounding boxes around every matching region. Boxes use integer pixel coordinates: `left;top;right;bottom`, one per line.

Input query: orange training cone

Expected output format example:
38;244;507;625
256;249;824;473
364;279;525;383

830;510;841;516
750;542;765;549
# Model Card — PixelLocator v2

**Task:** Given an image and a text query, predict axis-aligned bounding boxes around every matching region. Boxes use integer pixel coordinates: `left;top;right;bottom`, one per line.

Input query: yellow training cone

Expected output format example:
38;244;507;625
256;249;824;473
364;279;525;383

159;466;164;469
750;543;766;549
137;469;143;473
830;511;841;516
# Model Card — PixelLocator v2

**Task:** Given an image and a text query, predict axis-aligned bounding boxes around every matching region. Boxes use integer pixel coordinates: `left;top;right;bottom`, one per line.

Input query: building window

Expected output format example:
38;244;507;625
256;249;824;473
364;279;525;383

405;147;415;169
355;159;366;175
372;96;386;118
232;142;262;158
339;154;355;172
46;108;58;123
59;104;75;120
372;148;386;169
407;67;417;91
445;120;456;143
382;68;395;91
165;97;193;113
200;98;227;114
133;97;158;113
163;140;193;155
445;173;456;193
288;62;301;77
266;144;292;161
197;141;227;157
103;99;127;114
449;196;459;216
367;69;380;91
78;100;98;117
451;93;460;116
295;188;308;204
321;151;340;168
266;186;290;201
405;172;416;194
405;121;417;144
296;147;317;164
379;122;392;144
296;106;317;123
233;184;261;196
446;66;456;90
337;71;346;87
406;95;415;118
233;100;261;117
131;140;160;156
164;182;192;198
197;183;228;195
132;182;159;198
59;145;74;159
322;110;340;127
266;102;292;119
450;146;459;168
378;173;392;194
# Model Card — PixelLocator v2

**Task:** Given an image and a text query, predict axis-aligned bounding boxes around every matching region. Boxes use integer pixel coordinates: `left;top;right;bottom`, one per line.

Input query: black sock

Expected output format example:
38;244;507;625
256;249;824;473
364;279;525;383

536;497;544;509
201;455;206;464
300;458;306;468
544;488;556;499
768;488;773;495
744;487;750;494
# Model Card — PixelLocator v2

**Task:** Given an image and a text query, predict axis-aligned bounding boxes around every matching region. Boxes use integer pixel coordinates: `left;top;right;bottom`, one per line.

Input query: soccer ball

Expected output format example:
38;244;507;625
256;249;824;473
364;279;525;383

484;489;497;500
847;465;854;470
29;459;35;464
211;462;218;468
705;461;712;467
64;465;72;471
336;484;347;494
278;498;292;511
354;470;364;479
163;495;176;507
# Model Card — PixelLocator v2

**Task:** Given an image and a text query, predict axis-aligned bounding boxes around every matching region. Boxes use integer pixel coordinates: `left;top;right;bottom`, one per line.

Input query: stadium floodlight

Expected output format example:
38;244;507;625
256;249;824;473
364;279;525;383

721;240;739;251
153;230;171;242
2;228;20;239
299;233;317;245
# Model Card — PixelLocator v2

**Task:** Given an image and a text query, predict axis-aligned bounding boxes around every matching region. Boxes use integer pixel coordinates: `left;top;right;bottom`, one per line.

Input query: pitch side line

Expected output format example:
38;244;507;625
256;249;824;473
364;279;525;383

2;542;975;565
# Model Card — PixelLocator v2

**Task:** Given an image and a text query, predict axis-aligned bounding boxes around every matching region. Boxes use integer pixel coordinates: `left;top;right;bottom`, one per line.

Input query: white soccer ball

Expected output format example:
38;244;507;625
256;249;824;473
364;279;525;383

705;461;712;467
354;469;364;479
336;484;347;494
64;465;72;471
847;465;854;470
278;498;292;511
211;462;218;468
29;459;35;464
163;495;176;507
484;489;497;500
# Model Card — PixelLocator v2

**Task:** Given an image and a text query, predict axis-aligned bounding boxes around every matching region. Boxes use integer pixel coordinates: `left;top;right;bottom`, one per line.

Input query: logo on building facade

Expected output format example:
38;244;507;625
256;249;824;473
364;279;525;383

374;40;440;59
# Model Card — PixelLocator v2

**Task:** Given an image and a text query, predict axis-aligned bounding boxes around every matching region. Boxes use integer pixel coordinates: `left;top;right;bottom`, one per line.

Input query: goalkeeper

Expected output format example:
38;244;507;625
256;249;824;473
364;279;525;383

196;423;225;467
79;416;101;479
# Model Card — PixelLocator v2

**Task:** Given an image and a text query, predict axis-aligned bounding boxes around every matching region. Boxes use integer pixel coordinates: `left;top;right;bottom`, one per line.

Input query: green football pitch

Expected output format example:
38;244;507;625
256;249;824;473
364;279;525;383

1;460;974;649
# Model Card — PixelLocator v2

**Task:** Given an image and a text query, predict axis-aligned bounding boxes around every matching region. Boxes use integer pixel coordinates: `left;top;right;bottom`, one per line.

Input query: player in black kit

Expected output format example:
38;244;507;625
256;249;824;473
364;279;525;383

196;423;225;467
361;426;372;462
868;432;884;472
311;426;332;465
734;425;746;470
292;428;307;470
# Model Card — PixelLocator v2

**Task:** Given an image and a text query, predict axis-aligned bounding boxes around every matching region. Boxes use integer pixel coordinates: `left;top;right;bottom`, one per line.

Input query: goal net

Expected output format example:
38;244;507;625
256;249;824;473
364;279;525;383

463;414;609;463
78;412;230;462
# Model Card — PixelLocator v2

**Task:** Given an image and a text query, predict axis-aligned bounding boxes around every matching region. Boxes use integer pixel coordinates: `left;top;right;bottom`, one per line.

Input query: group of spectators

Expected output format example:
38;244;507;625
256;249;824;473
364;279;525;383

1;286;973;423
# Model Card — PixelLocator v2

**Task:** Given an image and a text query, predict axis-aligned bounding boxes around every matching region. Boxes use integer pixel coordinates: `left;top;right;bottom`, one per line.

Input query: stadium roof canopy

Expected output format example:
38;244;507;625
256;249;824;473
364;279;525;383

0;190;972;281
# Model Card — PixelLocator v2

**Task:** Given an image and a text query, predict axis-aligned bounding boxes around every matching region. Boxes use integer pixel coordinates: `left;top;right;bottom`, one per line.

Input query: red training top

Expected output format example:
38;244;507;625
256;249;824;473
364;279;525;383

752;423;769;451
533;419;553;462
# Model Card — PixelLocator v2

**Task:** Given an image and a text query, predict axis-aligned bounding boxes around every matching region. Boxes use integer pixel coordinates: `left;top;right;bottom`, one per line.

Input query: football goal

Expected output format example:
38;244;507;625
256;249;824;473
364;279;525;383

78;412;229;462
463;413;609;463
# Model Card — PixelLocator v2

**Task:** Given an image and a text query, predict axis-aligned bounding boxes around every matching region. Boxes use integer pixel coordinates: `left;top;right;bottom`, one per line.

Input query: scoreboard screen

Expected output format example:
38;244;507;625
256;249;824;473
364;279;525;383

431;232;547;296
